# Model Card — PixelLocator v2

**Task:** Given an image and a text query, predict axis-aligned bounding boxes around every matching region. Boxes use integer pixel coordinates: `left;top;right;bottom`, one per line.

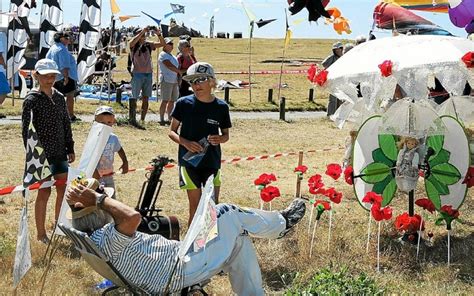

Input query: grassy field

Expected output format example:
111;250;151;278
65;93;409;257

0;37;473;295
0;118;473;295
0;37;347;116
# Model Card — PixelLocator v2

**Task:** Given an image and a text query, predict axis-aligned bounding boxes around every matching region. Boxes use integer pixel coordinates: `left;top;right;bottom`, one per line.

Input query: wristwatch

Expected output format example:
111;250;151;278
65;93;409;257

96;193;107;209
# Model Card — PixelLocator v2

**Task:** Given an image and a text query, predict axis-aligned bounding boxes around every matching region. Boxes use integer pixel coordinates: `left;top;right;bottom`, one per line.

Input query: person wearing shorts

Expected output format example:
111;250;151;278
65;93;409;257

46;32;79;121
169;62;232;226
129;27;165;123
22;59;75;243
159;38;180;125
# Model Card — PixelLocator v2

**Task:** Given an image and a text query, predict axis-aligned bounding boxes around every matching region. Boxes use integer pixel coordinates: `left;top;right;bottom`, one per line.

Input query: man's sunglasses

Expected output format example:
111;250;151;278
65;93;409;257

190;76;210;85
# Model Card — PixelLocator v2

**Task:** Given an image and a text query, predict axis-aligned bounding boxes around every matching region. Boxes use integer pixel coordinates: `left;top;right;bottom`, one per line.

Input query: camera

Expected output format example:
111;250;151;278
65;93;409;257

148;25;158;31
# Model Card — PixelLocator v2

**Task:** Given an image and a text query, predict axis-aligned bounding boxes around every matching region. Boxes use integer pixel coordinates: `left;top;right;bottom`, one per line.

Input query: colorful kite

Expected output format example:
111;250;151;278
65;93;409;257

448;0;474;29
384;0;449;13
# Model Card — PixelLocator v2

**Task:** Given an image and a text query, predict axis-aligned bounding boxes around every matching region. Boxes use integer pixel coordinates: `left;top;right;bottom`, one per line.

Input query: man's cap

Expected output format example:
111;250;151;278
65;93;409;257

35;59;61;75
66;178;114;220
164;37;174;45
183;62;215;82
332;41;343;49
95;106;115;116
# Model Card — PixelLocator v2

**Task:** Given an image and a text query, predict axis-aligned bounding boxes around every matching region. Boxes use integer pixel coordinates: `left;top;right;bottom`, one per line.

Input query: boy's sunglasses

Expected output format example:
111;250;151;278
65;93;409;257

190;76;210;85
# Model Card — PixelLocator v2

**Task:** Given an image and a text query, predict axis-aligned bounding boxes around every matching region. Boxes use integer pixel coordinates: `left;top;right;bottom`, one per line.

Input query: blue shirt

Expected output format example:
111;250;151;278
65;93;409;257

90;223;185;294
46;42;78;81
171;95;232;169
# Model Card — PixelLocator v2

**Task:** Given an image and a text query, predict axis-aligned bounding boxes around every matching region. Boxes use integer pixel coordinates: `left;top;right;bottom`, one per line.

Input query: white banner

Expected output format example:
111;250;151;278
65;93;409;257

12;201;32;288
39;0;63;59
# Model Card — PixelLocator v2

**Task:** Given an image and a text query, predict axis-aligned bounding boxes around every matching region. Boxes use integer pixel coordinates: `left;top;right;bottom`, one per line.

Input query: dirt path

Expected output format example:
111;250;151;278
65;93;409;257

0;111;327;125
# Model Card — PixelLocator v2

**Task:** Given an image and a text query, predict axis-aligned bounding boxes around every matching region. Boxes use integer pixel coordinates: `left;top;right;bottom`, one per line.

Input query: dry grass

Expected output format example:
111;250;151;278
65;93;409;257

0;118;473;295
0;38;345;117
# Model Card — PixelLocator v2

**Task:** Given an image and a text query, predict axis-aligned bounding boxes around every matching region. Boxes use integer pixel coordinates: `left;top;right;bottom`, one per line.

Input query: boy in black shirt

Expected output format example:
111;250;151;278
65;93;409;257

169;62;231;226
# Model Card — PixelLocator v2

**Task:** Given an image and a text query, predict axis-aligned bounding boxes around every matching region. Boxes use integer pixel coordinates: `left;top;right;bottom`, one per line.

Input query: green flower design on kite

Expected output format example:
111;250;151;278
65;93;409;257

359;134;461;209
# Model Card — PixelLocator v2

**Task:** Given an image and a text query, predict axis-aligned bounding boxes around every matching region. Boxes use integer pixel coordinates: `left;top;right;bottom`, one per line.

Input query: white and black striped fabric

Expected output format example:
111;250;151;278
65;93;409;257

39;0;63;59
77;0;102;84
90;223;185;294
7;0;33;80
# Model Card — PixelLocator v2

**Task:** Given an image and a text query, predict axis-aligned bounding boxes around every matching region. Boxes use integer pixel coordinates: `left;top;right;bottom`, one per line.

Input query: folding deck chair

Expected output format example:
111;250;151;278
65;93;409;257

58;223;149;296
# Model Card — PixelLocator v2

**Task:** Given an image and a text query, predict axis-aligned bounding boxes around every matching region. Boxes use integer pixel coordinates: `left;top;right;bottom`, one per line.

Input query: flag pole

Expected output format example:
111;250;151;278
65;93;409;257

277;9;289;103
248;21;254;102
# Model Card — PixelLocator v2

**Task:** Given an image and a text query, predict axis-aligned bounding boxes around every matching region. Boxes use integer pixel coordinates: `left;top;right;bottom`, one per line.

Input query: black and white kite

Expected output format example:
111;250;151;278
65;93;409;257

7;0;35;80
170;3;185;14
39;0;63;59
287;0;331;22
77;0;102;84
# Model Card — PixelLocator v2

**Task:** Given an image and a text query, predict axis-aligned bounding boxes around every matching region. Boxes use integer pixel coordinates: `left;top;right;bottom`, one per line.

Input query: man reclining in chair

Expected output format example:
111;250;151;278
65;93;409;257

66;179;306;295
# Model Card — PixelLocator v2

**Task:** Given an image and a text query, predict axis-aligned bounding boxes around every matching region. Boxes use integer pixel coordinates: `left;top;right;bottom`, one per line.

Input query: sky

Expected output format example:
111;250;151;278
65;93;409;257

0;0;468;39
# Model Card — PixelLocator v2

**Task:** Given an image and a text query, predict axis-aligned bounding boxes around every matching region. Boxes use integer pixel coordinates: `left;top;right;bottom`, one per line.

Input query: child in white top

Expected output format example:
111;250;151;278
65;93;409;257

93;106;129;190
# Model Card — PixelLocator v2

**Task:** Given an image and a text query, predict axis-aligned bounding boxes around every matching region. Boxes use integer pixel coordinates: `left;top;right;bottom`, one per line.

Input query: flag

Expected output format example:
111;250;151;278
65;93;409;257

142;11;161;26
178;176;219;258
119;15;139;22
170;3;185;14
241;1;256;22
23;113;51;188
12;205;32;288
256;18;277;28
110;0;120;15
7;0;32;80
77;0;102;84
39;0;63;59
284;12;292;48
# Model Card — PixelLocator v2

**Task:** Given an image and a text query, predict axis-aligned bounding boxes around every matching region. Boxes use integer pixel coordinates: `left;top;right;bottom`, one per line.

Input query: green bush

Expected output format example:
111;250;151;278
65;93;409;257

286;266;384;296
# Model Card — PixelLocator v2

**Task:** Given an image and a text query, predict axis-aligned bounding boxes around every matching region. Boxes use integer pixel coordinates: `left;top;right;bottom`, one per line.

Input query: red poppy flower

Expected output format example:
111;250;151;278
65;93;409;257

308;174;324;191
415;198;435;213
362;191;383;205
370;203;392;221
260;185;281;202
307;64;317;82
314;200;331;211
440;205;460;219
314;69;328;86
294;165;308;174
325;163;342;180
309;186;326;195
462;52;474;68
378;60;393;77
462;166;474;188
325;187;343;204
344;166;353;185
254;173;277;187
394;212;424;232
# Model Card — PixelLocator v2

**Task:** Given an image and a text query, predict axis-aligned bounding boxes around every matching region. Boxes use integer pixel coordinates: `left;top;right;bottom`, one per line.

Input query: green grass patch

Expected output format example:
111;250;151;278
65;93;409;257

286;266;385;296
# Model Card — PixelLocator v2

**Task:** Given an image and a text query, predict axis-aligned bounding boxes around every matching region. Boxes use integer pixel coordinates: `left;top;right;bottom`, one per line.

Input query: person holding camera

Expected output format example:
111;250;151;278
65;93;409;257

46;32;79;122
128;26;165;124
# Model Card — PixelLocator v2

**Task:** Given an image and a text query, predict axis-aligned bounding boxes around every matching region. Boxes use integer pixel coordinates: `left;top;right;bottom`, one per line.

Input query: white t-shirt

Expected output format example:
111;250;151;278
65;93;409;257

0;32;7;74
97;133;122;177
158;51;179;83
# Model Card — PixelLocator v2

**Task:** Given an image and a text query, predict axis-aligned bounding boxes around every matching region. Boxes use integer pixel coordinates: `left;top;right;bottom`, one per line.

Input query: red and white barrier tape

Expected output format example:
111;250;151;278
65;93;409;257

0;148;342;196
215;70;307;75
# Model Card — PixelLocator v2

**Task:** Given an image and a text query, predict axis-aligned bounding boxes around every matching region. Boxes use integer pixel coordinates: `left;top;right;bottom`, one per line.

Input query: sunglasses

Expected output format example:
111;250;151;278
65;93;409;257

190;76;210;85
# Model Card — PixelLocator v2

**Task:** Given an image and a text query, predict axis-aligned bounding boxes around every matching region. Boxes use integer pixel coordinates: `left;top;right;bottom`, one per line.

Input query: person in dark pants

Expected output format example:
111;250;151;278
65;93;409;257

322;41;344;117
46;32;79;122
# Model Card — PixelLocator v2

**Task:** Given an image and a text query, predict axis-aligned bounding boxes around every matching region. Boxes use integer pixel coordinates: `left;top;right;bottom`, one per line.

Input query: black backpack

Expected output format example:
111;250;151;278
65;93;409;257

127;42;152;76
